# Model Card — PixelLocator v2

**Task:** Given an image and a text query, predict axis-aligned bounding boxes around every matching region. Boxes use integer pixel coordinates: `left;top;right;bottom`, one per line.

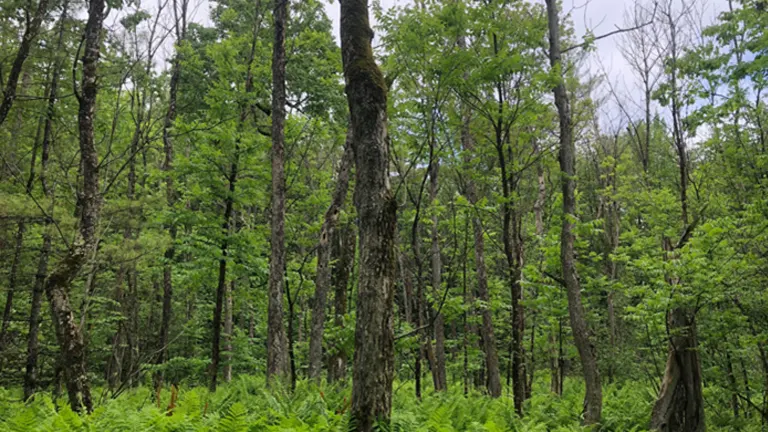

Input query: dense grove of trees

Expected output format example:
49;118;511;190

0;0;767;430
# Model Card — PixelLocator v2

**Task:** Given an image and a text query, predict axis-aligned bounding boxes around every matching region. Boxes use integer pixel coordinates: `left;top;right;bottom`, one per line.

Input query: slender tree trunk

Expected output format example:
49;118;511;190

309;133;354;380
0;223;25;358
157;0;188;383
0;74;35;365
429;134;447;392
0;0;50;126
224;280;234;383
24;4;67;398
545;0;602;423
267;0;290;381
327;223;355;383
496;138;526;413
210;157;237;392
457;57;501;397
341;0;398;428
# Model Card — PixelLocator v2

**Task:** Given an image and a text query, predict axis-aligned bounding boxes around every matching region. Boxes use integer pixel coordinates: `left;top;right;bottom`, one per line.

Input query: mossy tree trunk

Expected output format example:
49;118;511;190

340;0;398;429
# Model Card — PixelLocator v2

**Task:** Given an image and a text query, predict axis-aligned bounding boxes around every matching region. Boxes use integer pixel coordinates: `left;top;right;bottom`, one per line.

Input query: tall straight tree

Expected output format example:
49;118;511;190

157;0;189;384
545;0;602;424
267;0;290;381
340;0;398;429
43;0;107;413
457;33;502;398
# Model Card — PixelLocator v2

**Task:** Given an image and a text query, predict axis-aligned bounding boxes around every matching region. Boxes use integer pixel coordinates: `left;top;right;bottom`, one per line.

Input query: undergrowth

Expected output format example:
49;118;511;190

0;376;757;431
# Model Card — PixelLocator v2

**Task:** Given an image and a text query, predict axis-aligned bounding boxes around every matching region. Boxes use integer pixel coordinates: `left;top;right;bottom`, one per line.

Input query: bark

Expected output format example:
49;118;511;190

267;0;290;381
650;301;705;431
341;0;398;429
210;154;237;392
158;0;188;379
545;0;602;423
328;224;356;383
496;137;526;413
309;133;354;380
41;0;106;413
0;222;25;359
0;0;50;126
24;231;51;400
429;132;447;392
224;280;234;383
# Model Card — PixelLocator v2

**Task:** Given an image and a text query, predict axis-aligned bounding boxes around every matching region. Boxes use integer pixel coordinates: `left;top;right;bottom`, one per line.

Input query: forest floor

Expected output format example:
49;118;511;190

0;375;757;431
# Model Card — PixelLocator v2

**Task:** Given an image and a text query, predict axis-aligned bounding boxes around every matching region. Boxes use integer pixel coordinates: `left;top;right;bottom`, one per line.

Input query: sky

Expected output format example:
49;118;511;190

322;0;729;130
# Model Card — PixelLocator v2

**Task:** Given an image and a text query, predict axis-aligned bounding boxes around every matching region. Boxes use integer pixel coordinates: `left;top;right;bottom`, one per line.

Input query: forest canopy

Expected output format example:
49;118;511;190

0;0;767;430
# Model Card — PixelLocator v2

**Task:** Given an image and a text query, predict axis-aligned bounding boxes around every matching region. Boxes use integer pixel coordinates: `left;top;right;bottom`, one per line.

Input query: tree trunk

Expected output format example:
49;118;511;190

157;0;187;382
1;73;35;365
340;0;398;429
545;0;602;423
42;0;106;413
210;159;237;392
429;135;447;392
267;0;290;381
0;0;50;126
650;7;704;426
224;280;234;383
496;138;526;413
328;223;355;383
457;54;502;397
0;223;25;359
309;133;353;380
24;3;67;398
650;241;705;431
650;304;705;431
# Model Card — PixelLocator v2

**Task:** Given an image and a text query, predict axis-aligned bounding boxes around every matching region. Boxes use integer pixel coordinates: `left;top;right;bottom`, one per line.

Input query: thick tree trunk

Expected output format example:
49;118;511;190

650;242;705;430
309;133;354;380
328;223;355;383
0;0;50;126
545;0;602;424
650;305;705;431
267;0;290;381
340;0;398;429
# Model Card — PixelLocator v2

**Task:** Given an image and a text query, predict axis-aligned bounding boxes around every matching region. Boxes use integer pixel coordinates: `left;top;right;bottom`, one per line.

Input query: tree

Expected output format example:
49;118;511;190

43;0;107;413
267;0;290;381
340;0;398;429
545;0;603;424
